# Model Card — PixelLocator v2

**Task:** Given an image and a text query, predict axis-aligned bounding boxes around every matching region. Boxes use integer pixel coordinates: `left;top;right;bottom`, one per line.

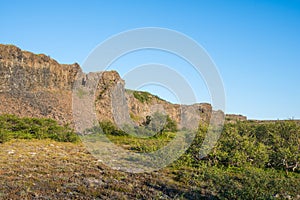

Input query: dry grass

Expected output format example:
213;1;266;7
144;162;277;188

0;139;200;199
1;138;299;199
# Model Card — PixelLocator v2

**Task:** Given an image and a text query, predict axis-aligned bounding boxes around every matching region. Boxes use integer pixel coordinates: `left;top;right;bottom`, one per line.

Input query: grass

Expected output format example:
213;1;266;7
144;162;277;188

0;114;79;143
129;112;143;122
130;90;164;103
107;132;176;153
132;91;152;103
1;139;299;199
0;115;299;199
0;139;202;199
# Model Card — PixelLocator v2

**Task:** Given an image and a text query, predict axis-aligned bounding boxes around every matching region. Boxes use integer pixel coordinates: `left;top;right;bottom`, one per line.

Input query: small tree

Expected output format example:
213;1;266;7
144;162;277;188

148;112;167;135
164;115;178;132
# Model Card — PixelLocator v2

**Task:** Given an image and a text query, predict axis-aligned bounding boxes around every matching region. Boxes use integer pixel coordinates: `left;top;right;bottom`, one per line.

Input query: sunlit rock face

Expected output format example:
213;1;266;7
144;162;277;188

0;44;80;124
0;44;235;129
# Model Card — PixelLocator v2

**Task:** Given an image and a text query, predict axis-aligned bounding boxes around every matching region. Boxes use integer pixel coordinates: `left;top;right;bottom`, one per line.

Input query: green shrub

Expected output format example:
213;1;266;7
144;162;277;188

164;115;178;132
0;114;79;143
178;120;299;173
204;167;300;200
173;165;300;200
145;112;178;135
98;120;127;136
209;123;269;168
129;112;142;122
0;129;10;143
133;91;151;103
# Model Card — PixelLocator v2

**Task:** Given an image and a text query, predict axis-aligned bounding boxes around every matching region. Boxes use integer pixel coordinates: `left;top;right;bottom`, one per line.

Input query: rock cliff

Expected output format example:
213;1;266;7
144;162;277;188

0;44;241;130
225;114;247;123
0;44;80;124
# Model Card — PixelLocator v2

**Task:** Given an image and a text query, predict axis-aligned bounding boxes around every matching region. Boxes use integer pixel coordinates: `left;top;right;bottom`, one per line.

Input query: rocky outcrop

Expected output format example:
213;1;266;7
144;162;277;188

125;90;213;129
94;73;214;130
225;114;247;123
0;44;79;92
0;44;228;130
95;71;127;123
0;44;80;124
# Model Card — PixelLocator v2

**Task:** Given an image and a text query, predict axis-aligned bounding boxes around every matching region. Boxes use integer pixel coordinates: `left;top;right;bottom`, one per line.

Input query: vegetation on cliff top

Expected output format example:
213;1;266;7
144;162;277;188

126;89;164;103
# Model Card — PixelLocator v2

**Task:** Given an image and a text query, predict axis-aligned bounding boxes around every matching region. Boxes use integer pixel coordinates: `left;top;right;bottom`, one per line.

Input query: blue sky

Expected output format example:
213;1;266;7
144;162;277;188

1;0;299;119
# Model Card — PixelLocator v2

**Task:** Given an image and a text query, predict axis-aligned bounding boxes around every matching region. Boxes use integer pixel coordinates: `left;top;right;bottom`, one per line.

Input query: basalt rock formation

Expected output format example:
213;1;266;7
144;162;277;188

0;44;80;124
0;44;243;130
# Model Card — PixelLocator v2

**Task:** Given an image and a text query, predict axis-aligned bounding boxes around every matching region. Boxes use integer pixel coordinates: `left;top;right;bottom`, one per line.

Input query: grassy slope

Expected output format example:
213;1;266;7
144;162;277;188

0;139;204;199
1;139;299;199
0;115;299;199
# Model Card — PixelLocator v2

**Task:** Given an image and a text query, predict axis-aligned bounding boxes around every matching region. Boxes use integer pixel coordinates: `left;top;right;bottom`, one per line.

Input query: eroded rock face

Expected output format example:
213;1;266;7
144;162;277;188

0;44;80;124
125;91;213;129
94;71;127;123
0;45;79;92
225;114;247;123
0;44;229;129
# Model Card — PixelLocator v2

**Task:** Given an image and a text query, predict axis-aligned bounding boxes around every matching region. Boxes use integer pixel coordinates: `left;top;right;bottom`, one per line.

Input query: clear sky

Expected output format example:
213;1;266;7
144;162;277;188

1;0;299;120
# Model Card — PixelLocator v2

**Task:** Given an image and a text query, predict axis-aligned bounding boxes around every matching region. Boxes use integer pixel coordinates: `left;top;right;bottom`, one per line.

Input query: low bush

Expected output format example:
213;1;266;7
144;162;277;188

0;114;79;143
178;120;300;173
133;91;151;103
98;120;127;136
173;165;300;200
